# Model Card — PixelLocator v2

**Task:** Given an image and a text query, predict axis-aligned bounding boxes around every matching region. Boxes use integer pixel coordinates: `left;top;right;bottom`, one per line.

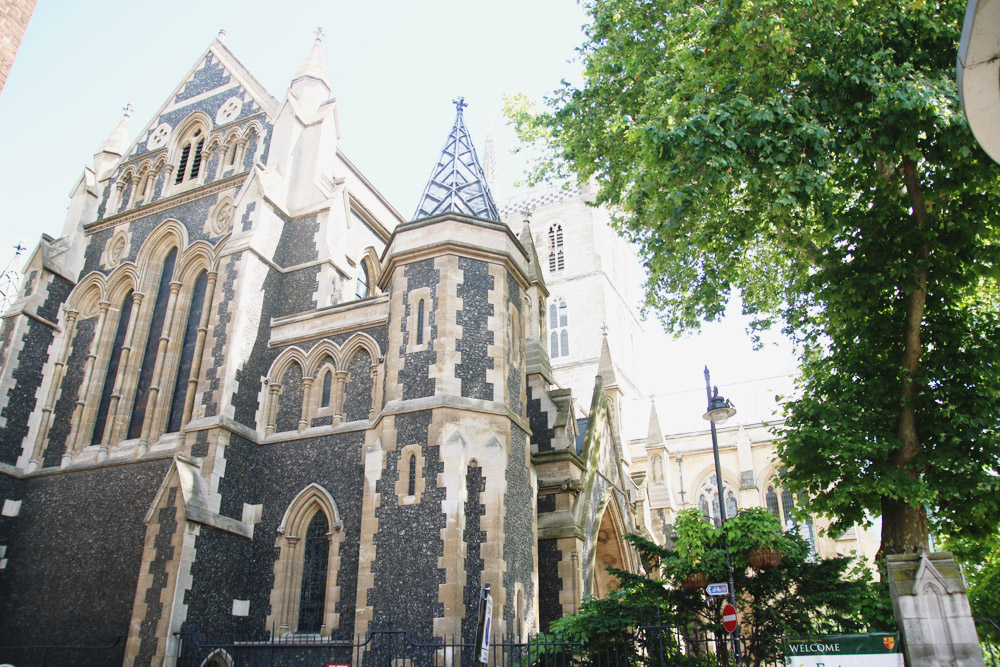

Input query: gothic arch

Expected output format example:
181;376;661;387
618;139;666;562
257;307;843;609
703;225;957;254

241;119;264;141
175;240;217;284
359;246;382;293
268;346;309;384
69;273;108;317
592;491;632;598
689;465;741;500
166;112;213;165
303;340;343;378
104;266;139;306
339;332;381;370
267;483;345;637
134;220;186;284
277;483;344;533
200;649;234;667
166;112;212;190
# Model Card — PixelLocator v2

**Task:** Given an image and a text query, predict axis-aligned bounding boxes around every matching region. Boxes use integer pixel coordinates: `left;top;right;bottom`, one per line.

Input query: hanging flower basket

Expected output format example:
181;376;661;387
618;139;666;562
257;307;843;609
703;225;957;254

681;572;708;590
748;547;784;570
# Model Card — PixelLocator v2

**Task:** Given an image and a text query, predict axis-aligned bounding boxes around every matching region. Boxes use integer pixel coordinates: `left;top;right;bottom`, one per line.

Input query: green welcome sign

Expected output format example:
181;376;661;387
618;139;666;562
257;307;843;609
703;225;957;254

784;634;903;667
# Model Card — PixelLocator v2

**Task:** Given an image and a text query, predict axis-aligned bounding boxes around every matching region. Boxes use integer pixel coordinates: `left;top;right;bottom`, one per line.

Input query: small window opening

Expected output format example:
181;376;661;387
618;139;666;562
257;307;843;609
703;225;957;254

356;262;370;300
549;299;569;358
416;299;425;345
321;371;332;408
407;453;417;496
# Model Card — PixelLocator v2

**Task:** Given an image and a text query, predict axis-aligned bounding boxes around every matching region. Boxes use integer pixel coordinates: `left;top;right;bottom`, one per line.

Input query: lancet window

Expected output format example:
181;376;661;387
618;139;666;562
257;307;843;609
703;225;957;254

91;291;134;445
697;480;739;526
297;512;330;633
549;298;569;358
765;480;817;553
266;484;344;638
356;262;370;300
128;248;177;439
42;226;220;462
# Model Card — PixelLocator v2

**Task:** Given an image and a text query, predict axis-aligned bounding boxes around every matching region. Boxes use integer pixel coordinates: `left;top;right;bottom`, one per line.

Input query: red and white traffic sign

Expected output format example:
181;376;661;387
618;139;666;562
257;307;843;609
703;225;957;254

722;603;738;633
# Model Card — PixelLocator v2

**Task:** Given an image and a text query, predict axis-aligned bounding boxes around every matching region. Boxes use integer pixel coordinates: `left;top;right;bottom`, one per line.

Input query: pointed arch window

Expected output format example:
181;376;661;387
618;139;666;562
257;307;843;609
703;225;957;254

765;480;817;555
128;247;177;439
548;224;565;272
166;270;208;433
320;370;332;408
408;453;417;496
696;480;738;526
175;127;206;185
416;299;426;346
91;291;134;445
356;262;370;300
549;298;569;358
297;512;330;633
266;485;344;638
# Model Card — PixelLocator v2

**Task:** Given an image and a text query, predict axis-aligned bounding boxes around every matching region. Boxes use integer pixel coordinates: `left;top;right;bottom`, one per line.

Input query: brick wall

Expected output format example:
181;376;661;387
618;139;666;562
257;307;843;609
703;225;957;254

0;0;37;94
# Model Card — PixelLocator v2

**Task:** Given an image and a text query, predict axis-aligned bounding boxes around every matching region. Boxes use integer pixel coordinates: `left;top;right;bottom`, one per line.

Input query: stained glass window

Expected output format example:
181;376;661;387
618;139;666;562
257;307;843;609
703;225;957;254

297;512;329;633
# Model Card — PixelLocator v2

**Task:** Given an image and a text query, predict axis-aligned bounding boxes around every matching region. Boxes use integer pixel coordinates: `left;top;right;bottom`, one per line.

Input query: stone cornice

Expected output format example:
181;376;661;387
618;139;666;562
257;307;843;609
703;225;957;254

85;175;247;235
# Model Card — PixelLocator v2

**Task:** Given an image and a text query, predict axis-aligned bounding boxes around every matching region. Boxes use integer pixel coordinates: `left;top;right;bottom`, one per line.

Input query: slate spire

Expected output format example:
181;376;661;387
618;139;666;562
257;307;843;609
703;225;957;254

413;97;499;222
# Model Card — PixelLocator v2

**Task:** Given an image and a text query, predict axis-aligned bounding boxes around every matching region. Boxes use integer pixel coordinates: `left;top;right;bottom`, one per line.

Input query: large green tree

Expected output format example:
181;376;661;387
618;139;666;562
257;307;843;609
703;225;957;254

508;0;1000;554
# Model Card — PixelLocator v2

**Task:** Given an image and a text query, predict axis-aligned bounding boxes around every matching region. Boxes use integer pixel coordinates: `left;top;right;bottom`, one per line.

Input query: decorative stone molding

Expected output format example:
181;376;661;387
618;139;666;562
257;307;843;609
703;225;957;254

102;228;132;269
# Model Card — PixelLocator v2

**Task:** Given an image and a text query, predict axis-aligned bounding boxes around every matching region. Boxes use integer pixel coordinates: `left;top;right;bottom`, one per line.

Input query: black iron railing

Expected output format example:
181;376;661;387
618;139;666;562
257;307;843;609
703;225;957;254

977;617;1000;667
175;621;782;667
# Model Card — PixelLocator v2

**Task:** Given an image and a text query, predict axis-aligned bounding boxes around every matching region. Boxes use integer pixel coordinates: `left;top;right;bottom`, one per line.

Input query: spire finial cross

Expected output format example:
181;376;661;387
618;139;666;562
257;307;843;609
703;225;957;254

600;322;609;336
314;27;325;43
453;96;467;113
122;103;133;118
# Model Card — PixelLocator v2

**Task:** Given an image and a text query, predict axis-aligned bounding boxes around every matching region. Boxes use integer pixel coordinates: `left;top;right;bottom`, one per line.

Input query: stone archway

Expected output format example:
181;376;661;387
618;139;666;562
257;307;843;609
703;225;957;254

593;498;628;598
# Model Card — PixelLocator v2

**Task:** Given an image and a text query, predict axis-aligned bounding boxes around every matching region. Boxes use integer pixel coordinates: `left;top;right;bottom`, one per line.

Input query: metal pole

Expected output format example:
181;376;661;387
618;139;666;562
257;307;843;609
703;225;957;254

705;366;743;667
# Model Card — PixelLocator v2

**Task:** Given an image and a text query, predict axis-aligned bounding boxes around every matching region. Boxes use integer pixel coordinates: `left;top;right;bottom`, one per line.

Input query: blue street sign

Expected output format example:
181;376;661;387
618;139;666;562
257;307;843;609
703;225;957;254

706;583;729;596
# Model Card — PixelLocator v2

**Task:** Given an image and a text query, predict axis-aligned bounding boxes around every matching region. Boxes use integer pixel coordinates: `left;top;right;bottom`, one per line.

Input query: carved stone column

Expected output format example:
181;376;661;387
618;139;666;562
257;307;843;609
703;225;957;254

100;292;145;456
332;371;348;426
179;271;217;435
299;377;314;433
31;308;79;470
138;280;182;451
265;383;281;436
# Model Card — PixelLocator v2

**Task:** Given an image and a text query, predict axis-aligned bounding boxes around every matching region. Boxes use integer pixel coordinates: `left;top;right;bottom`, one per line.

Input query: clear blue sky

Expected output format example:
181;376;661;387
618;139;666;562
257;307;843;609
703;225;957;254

0;0;797;436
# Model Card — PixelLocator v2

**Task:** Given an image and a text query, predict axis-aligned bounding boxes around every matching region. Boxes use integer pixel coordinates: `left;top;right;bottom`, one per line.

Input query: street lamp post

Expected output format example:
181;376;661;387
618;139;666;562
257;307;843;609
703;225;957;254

703;366;743;667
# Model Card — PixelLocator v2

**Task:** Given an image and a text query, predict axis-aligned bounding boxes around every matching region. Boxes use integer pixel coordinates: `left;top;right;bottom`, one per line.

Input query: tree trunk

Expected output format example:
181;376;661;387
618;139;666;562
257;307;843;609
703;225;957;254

881;157;931;556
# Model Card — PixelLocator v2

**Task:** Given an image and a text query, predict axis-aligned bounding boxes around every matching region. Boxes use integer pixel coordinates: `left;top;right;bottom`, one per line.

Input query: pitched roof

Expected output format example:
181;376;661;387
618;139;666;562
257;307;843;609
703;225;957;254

413;98;499;222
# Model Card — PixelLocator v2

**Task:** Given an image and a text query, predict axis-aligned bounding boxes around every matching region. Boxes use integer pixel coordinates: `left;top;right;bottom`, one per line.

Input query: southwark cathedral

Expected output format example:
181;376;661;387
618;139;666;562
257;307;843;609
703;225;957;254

0;32;875;666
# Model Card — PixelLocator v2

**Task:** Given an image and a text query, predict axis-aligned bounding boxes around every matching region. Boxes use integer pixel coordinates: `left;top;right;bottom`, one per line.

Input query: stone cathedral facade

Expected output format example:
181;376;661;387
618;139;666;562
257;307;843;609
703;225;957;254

0;34;645;665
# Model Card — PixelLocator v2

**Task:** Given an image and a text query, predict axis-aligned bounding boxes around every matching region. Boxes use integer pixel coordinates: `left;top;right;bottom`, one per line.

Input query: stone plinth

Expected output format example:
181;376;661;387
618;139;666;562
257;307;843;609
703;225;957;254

887;552;984;667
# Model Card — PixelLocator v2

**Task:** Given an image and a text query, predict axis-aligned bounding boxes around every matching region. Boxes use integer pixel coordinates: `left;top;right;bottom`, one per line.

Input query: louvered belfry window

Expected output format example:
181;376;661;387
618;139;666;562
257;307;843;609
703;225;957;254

175;128;205;184
297;512;329;632
548;224;565;272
